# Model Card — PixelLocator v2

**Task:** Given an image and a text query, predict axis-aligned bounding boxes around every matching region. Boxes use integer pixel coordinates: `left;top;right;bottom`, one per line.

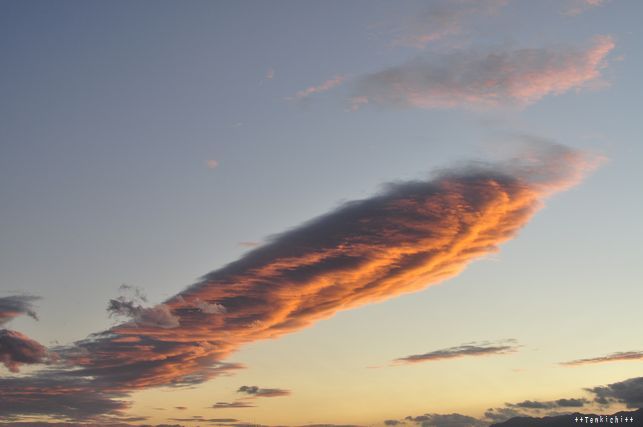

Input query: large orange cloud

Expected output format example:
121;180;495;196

0;143;599;421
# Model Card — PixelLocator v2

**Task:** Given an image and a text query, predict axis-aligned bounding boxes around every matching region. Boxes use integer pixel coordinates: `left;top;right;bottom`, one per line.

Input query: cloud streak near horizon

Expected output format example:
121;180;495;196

393;339;519;365
561;351;643;366
0;142;600;420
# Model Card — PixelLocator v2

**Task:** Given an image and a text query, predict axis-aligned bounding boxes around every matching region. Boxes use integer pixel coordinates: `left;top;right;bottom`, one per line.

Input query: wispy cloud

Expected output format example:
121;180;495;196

390;0;508;49
393;340;519;365
564;0;607;16
561;351;643;366
0;142;600;420
288;75;345;101
351;36;614;110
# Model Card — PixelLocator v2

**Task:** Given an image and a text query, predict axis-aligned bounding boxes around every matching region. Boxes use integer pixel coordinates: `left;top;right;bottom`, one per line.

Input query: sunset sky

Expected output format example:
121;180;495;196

1;1;642;426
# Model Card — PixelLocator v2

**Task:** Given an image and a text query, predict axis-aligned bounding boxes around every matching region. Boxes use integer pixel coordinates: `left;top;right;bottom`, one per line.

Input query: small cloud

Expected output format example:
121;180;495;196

211;401;256;409
237;385;291;398
194;298;227;315
207;159;220;170
175;406;187;410
561;351;643;366
351;36;615;110
393;339;519;364
288;75;345;101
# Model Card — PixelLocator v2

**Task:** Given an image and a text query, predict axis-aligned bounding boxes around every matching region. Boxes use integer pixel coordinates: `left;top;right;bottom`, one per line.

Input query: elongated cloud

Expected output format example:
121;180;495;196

0;142;599;420
394;339;518;364
289;75;345;101
237;385;291;398
211;402;255;409
561;351;643;366
506;398;588;409
351;36;614;110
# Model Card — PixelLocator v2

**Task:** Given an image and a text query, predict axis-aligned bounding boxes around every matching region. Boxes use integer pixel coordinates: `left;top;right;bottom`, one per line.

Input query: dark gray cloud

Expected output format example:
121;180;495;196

0;329;49;372
237;385;291;398
483;407;526;424
506;398;588;410
488;409;643;427
403;413;486;427
554;398;588;408
394;339;519;364
485;396;589;423
384;421;404;426
586;377;643;408
508;400;553;409
0;295;40;325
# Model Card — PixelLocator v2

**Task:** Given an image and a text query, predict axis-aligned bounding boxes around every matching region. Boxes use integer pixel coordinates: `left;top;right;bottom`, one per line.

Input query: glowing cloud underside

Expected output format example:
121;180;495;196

0;143;600;420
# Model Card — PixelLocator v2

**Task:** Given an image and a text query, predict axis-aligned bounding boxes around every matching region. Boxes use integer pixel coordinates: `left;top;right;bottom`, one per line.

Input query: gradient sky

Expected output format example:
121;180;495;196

1;1;642;426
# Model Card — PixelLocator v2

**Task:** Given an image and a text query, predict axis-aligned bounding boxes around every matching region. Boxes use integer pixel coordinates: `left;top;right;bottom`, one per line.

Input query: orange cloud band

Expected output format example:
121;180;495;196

0;143;599;420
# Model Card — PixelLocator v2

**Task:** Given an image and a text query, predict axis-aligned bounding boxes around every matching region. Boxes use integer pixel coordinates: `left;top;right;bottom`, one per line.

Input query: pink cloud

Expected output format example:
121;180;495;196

391;0;508;49
289;75;345;101
351;36;615;110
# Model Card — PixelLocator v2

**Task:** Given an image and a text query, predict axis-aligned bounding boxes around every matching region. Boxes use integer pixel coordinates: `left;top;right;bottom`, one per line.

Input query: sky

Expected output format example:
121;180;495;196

0;1;642;426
